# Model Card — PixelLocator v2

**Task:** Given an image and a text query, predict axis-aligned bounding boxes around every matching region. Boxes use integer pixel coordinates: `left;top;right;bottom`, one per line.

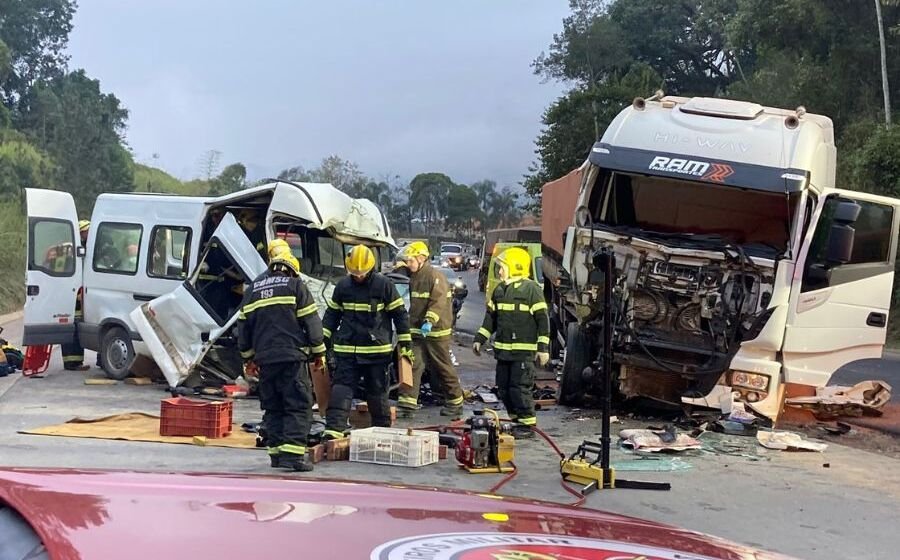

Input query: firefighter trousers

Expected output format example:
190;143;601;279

258;360;312;456
496;359;536;426
325;356;390;438
398;336;463;409
61;323;84;370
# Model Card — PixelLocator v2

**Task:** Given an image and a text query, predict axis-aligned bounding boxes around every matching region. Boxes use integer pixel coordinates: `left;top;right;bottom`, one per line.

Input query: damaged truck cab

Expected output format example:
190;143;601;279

24;181;395;387
554;96;900;421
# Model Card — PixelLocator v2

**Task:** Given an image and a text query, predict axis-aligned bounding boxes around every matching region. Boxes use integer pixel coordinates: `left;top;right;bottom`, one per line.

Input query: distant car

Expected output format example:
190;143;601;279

0;468;795;559
440;242;466;271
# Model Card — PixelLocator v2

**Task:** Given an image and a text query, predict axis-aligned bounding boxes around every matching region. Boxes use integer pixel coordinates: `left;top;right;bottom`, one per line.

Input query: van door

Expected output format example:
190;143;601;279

782;190;900;387
130;213;266;387
23;188;82;346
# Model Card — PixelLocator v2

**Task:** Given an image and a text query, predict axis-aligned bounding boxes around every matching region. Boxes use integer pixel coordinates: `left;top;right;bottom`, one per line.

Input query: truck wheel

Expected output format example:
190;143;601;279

100;326;135;380
558;322;591;406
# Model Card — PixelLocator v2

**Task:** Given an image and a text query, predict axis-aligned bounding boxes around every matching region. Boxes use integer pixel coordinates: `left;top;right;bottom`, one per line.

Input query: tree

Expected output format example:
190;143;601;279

18;69;133;212
0;130;55;196
876;0;892;125
486;186;523;229
276;155;367;195
446;184;483;235
470;179;496;213
0;0;75;106
208;162;247;196
408;172;454;226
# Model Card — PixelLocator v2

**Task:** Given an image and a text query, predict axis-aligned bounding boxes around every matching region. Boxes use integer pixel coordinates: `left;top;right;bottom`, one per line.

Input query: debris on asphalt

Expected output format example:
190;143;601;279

785;380;892;419
124;377;153;386
619;428;702;453
711;420;758;437
757;430;827;452
84;378;117;385
697;431;769;461
613;457;692;472
818;422;852;436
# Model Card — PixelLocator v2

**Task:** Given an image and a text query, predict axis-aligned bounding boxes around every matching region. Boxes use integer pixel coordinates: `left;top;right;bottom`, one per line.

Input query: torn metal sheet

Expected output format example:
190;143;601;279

619;429;702;453
757;430;827;452
786;380;892;419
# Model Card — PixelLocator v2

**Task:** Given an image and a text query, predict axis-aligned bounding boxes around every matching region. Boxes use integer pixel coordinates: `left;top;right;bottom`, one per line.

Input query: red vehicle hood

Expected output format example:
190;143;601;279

0;468;792;560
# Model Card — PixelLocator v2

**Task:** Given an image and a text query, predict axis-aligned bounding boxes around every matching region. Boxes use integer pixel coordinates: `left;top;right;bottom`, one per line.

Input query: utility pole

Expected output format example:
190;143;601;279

875;0;892;125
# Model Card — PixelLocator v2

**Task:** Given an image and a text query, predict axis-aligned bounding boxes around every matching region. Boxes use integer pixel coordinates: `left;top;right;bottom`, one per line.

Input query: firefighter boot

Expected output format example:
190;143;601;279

281;453;314;472
439;404;463;419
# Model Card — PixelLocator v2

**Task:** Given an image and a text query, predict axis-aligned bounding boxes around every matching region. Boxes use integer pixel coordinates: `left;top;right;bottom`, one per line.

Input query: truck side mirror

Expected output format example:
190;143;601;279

824;200;861;267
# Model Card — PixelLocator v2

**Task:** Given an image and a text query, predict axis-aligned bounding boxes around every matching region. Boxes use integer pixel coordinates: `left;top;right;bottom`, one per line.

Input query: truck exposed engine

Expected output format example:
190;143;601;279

545;95;900;422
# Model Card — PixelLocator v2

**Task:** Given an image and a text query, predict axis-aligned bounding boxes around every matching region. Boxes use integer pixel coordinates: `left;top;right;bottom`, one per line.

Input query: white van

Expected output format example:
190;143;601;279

24;181;396;384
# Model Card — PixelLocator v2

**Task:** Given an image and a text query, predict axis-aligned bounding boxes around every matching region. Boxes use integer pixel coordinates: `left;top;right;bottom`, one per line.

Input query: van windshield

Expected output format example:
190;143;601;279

441;244;462;254
591;170;800;257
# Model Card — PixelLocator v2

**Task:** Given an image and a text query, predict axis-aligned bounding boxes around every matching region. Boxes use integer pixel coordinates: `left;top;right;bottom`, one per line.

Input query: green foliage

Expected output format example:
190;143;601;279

207;162;247;196
277;155;366;195
0;200;24;314
845;125;900;197
446;184;483;235
0;0;75;106
0;135;55;195
409;172;454;225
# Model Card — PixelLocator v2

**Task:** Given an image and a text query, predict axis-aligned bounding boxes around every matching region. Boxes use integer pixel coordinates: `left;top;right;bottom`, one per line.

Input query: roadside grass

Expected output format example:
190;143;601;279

0;201;24;315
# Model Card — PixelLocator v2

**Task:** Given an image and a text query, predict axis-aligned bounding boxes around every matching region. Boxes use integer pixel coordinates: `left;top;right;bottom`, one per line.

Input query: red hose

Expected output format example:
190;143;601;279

487;461;518;494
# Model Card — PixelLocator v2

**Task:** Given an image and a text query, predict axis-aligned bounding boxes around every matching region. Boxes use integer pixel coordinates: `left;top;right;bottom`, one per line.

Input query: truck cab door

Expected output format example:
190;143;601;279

130;213;266;388
782;190;900;387
23;188;82;346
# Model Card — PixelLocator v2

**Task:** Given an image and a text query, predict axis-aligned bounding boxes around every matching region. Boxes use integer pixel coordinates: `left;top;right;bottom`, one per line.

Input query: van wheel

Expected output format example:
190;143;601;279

101;327;134;380
558;322;591;406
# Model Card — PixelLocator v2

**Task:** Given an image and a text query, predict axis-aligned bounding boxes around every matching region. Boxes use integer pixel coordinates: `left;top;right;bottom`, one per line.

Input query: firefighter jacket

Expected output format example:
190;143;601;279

475;278;550;362
237;271;325;365
322;272;411;363
408;261;453;338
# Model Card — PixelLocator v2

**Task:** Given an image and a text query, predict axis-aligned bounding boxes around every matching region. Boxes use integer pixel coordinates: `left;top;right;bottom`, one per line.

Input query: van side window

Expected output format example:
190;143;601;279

29;219;76;277
148;226;192;280
93;223;143;275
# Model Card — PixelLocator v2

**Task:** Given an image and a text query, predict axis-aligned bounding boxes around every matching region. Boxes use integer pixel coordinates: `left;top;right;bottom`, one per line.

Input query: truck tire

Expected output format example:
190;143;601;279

100;326;135;380
558;322;591;406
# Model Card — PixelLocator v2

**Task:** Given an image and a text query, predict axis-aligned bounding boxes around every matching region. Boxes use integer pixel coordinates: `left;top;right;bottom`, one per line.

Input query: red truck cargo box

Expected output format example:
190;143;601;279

541;168;583;257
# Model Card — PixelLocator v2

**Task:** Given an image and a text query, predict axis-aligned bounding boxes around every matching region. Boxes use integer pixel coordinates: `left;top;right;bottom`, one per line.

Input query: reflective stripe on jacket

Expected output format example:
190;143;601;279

474;278;549;361
408;262;453;338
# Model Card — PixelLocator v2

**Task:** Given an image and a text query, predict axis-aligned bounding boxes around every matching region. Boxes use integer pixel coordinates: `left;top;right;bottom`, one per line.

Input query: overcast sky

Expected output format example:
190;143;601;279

66;1;570;187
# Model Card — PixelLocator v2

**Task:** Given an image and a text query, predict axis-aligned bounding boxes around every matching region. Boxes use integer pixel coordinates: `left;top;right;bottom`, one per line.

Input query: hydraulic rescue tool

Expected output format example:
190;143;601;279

559;249;670;494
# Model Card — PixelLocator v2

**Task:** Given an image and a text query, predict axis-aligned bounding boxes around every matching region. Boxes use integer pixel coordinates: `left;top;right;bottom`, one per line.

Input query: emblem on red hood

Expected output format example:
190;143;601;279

372;533;718;560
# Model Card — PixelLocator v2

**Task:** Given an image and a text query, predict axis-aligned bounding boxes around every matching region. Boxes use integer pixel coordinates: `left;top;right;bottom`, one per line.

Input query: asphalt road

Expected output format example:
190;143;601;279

452;269;485;337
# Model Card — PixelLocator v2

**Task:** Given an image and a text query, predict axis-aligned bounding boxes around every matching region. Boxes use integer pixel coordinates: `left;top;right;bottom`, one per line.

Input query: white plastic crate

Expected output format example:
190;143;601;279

350;427;439;467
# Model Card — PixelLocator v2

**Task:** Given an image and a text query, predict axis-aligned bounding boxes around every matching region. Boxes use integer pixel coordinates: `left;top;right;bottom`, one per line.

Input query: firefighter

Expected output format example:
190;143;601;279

62;220;91;371
396;241;464;419
238;253;326;472
473;247;550;438
322;245;412;440
237;208;267;262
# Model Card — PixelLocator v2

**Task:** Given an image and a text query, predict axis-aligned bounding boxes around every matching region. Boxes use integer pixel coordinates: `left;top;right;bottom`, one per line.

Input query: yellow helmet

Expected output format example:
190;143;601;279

496;247;530;279
345;244;376;276
269;253;300;276
402;241;430;260
78;220;90;233
268;238;291;259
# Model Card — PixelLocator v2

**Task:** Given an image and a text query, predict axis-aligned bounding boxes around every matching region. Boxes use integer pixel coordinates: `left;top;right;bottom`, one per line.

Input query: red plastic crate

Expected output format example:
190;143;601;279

160;397;233;438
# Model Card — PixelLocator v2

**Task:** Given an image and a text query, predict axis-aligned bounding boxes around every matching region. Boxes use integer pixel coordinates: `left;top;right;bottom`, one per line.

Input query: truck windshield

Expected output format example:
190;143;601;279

592;170;800;257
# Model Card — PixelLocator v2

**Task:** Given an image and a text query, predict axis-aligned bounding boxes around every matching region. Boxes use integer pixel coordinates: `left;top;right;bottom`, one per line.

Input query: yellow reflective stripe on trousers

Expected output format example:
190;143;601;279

518;416;537;426
323;328;332;338
326;299;342;310
531;301;548;313
333;344;393;354
477;327;492;339
242;295;297;314
240;349;255;359
410;327;422;335
296;303;318;317
537;336;550;345
324;430;346;440
62;355;84;362
424;311;439;323
279;443;307;455
397;333;412;342
427;328;452;338
446;396;464;406
398;395;418;407
410;291;431;299
386;297;405;310
310;343;327;354
493;341;538;352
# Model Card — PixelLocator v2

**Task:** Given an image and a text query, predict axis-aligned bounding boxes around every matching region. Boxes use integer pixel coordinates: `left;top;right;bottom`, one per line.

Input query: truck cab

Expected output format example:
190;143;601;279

24;181;395;386
555;96;900;421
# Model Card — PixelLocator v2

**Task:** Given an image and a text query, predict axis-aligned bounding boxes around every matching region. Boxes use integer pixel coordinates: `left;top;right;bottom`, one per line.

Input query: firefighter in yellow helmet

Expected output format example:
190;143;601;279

473;247;550;438
238;252;325;472
396;241;464;419
62;220;91;371
321;245;412;440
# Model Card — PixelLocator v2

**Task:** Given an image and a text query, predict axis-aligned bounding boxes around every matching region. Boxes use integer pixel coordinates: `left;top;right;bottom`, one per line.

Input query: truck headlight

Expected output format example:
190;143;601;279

731;371;770;392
